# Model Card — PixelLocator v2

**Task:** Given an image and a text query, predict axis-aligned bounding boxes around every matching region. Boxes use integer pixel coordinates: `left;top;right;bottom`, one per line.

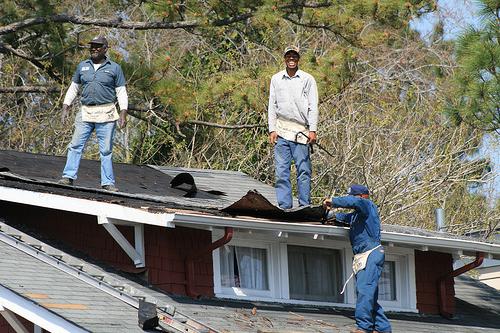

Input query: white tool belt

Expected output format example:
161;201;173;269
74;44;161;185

275;118;309;144
81;103;119;123
340;245;382;295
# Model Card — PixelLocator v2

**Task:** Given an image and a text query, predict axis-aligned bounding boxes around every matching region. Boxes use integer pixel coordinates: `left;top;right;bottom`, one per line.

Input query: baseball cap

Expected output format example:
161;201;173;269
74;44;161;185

347;184;370;196
88;36;108;47
283;46;300;57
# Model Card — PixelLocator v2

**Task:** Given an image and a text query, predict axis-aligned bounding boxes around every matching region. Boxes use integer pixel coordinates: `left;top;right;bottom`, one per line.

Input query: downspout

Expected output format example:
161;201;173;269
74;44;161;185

185;227;233;298
438;251;484;318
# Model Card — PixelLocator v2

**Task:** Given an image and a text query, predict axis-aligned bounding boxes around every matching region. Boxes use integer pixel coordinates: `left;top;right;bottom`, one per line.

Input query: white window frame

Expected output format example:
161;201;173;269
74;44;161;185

212;229;417;312
378;255;402;307
278;236;348;305
213;234;277;299
343;247;416;312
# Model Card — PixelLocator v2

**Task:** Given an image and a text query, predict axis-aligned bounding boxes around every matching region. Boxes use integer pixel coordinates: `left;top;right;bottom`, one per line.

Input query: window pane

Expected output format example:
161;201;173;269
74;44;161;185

220;245;269;290
288;245;343;302
378;261;396;301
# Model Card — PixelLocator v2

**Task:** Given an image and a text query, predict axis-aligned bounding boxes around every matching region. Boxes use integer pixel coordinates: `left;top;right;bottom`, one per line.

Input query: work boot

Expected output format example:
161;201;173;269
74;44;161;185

102;184;119;192
58;178;73;185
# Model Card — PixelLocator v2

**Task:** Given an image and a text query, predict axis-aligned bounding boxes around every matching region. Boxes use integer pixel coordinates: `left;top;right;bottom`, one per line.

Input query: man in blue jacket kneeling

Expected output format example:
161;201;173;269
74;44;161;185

323;184;392;333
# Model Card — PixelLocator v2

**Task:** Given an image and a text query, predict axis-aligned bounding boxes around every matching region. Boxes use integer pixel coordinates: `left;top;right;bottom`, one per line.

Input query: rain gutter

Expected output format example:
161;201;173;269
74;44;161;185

438;251;484;318
184;227;233;298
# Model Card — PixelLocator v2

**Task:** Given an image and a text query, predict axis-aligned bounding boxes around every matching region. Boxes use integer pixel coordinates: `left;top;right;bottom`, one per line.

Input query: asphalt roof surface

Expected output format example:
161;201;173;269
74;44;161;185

1;149;500;332
0;149;497;244
0;240;145;333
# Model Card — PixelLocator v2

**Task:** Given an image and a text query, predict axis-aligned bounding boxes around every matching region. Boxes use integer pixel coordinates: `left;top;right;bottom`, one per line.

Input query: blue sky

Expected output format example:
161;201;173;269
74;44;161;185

410;0;481;41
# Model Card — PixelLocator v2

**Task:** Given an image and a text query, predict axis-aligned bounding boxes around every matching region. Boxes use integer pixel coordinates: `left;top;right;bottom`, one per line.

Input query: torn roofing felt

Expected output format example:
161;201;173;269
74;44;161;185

0;149;325;221
222;189;326;222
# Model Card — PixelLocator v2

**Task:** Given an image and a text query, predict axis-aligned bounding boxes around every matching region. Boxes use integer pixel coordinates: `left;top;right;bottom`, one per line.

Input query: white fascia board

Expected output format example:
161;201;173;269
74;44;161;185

0;186;175;228
381;231;500;257
172;212;500;257
173;212;350;237
0;285;88;333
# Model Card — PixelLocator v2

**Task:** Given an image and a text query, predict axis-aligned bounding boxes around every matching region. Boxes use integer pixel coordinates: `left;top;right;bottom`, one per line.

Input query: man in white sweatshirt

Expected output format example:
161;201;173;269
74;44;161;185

59;36;128;192
268;46;318;209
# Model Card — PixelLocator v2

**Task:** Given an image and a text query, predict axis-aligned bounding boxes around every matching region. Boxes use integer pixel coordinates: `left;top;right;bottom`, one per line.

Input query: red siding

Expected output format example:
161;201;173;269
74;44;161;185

414;250;455;315
0;314;35;333
0;201;214;297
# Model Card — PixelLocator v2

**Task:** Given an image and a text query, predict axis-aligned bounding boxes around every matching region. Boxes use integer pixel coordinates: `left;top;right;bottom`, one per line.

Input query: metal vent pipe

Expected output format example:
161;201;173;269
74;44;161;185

435;208;445;232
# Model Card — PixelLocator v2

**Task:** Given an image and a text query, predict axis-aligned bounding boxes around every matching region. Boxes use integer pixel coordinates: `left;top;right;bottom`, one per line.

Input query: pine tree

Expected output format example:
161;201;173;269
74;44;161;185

447;0;500;132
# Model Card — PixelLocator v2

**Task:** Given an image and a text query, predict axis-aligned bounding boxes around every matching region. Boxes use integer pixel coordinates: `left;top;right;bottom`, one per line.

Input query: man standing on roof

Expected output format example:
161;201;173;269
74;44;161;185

268;46;318;209
59;36;128;192
323;184;392;333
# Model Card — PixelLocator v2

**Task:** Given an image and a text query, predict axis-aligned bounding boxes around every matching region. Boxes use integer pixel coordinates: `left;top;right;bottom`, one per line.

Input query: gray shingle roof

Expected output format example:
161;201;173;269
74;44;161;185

155;275;500;333
0;240;145;333
2;220;500;333
150;165;278;206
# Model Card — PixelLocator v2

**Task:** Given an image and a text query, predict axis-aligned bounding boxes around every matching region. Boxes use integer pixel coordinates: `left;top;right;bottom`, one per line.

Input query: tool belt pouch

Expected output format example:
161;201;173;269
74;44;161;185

340;245;381;295
81;103;118;123
353;245;381;274
276;118;309;144
353;251;370;274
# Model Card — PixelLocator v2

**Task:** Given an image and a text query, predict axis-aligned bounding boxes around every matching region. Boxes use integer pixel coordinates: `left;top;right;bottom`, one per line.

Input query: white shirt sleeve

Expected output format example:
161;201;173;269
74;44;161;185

307;76;319;132
115;86;128;111
268;77;278;132
63;82;80;106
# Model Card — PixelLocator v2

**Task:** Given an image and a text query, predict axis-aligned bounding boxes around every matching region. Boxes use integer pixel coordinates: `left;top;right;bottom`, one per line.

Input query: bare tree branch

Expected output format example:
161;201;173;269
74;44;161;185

280;1;332;9
0;13;254;37
129;105;264;130
0;42;62;83
0;86;61;93
184;120;264;129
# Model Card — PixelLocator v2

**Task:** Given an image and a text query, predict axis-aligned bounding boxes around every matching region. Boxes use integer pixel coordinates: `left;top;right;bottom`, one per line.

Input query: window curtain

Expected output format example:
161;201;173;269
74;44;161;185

288;245;342;302
220;245;269;290
235;247;268;290
220;245;236;287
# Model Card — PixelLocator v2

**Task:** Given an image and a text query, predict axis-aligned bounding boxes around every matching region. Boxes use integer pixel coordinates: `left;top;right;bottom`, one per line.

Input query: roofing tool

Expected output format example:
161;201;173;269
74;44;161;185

295;131;336;158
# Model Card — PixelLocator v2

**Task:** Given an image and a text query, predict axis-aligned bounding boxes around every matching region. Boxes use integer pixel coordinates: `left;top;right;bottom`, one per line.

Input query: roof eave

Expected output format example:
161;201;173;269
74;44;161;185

172;212;500;259
0;285;88;333
0;186;175;228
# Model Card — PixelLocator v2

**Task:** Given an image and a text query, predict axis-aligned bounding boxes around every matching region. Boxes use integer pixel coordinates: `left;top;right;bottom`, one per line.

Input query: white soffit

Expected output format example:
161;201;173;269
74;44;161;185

173;212;500;257
0;186;175;228
0;285;88;333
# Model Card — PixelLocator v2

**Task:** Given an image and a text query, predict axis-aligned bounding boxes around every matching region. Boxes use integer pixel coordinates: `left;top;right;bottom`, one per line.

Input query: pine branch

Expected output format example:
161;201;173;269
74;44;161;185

281;15;359;47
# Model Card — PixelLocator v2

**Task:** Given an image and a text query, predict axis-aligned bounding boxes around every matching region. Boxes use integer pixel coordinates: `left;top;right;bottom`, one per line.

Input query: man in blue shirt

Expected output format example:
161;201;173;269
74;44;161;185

59;36;128;192
323;184;392;333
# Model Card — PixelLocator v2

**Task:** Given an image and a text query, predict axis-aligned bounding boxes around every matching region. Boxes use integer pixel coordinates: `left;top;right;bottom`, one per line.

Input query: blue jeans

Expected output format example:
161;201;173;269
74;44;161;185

274;137;311;209
355;247;392;333
62;112;117;186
